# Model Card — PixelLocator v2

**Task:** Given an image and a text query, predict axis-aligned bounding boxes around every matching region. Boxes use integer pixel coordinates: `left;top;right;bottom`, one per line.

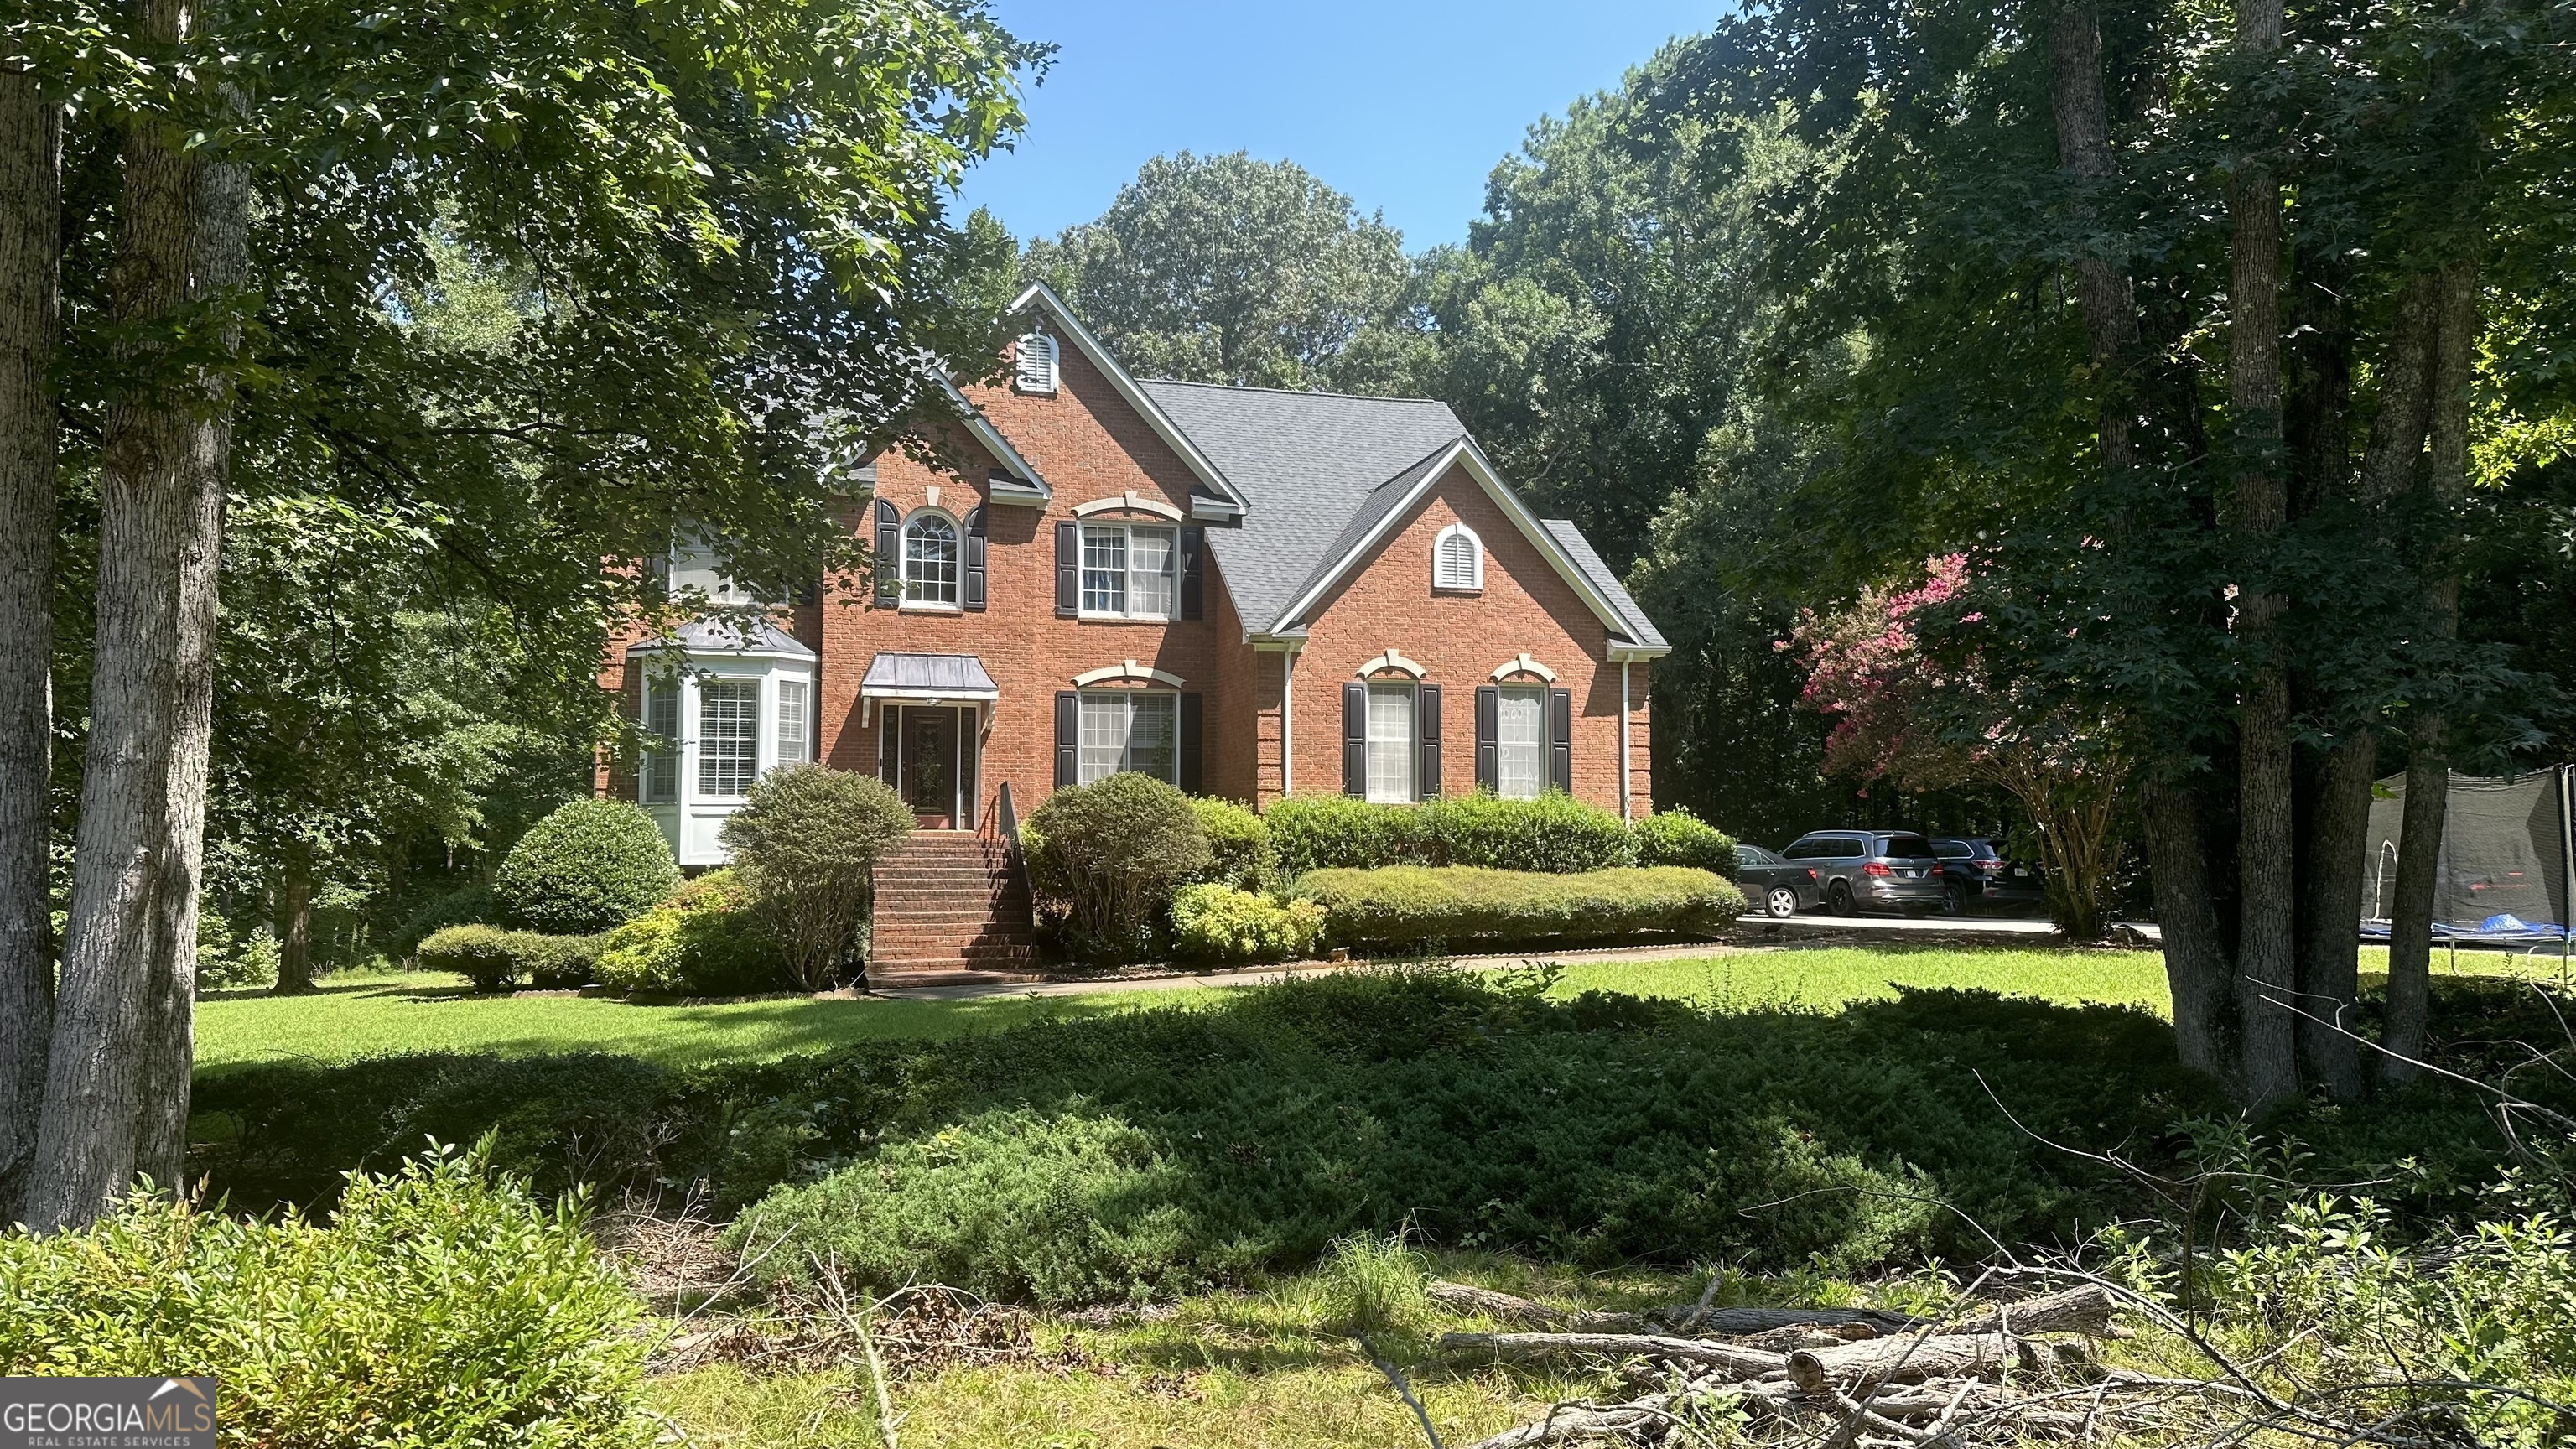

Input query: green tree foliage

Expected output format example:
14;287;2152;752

718;766;911;990
1024;152;1412;391
494;800;678;937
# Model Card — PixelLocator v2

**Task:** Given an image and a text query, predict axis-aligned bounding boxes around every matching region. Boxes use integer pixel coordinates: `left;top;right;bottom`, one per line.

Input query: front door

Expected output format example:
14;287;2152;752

889;704;978;828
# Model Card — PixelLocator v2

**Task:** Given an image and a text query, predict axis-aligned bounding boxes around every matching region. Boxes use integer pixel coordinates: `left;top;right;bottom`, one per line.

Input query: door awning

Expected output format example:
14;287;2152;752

860;652;1000;701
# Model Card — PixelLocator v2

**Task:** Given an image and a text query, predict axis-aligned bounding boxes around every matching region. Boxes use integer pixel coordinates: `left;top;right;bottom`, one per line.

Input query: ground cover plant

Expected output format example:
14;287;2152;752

0;1144;652;1446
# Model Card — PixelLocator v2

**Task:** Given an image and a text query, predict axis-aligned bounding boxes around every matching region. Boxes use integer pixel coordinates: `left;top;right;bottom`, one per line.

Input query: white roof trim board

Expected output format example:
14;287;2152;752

1005;283;1251;513
1071;660;1188;688
1271;438;1658;657
934;377;1051;506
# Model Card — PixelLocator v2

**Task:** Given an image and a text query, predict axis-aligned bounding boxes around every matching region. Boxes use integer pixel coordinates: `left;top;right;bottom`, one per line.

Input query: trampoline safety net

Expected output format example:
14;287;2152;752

2362;767;2575;933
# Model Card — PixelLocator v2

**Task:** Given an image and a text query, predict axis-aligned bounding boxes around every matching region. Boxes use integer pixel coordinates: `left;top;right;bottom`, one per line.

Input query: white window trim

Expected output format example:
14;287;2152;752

900;507;963;611
1494;683;1548;802
1078;521;1181;622
1432;522;1484;592
1076;688;1182;786
1015;331;1059;394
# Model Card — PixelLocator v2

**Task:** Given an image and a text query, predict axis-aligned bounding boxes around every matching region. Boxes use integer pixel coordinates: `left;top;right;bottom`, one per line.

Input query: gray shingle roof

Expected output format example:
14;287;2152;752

1138;381;1467;635
1542;520;1667;650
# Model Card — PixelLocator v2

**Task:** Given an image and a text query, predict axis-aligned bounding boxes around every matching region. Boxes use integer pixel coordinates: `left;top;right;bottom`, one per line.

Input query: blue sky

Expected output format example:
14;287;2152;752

954;0;1723;252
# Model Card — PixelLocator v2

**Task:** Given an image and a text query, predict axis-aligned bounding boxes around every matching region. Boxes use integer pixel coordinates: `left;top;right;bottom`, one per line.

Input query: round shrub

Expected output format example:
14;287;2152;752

1630;807;1742;877
418;924;603;992
1171;883;1327;963
495;799;678;936
1188;797;1276;891
1025;773;1212;963
718;766;911;989
595;870;791;997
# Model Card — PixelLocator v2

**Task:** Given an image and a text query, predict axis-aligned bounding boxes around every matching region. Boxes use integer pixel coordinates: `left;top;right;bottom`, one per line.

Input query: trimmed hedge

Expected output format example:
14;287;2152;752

0;1144;652;1446
495;799;679;936
1265;792;1639;876
1171;883;1327;963
1294;865;1745;948
1189;797;1277;891
389;882;498;960
594;870;790;997
1631;808;1741;876
418;924;603;993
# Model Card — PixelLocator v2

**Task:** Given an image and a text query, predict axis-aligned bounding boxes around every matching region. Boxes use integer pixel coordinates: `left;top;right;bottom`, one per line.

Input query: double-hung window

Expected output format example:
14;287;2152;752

641;676;679;802
1077;691;1177;784
902;512;960;606
1494;684;1546;799
776;678;809;766
1364;683;1416;803
698;680;759;797
1079;524;1177;620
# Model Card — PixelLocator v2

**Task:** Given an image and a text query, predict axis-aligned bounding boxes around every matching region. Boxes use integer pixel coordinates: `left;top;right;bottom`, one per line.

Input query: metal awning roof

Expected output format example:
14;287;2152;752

860;652;1000;700
626;616;815;660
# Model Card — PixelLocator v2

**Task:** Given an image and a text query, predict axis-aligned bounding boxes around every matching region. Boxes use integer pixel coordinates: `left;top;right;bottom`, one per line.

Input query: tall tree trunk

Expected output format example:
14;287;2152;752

2227;0;2298;1107
0;69;60;1223
22;0;242;1228
2145;776;2237;1079
2047;3;2141;467
2384;261;2480;1083
271;839;315;995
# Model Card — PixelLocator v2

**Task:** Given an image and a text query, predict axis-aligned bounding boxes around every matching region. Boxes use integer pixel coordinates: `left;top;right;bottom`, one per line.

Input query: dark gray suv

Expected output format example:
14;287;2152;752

1781;831;1947;916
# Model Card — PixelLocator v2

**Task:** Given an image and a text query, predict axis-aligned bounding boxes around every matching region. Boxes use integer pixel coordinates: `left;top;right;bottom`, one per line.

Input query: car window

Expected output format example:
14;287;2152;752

1877;834;1935;860
1741;845;1779;865
1783;839;1819;860
1933;839;1972;860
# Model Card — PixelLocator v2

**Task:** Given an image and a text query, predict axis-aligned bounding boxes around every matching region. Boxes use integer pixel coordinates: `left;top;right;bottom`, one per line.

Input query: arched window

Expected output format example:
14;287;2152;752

902;511;960;606
1433;522;1483;591
1015;332;1059;394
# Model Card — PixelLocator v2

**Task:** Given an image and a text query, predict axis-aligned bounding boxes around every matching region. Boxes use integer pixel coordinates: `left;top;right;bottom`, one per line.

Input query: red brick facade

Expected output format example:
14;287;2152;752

602;294;1658;842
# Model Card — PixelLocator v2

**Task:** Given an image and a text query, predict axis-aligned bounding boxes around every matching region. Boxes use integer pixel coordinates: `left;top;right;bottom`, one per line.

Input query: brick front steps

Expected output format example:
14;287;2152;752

868;832;1040;988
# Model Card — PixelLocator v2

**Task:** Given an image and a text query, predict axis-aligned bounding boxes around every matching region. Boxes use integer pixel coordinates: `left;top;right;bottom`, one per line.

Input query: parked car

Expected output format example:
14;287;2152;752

1735;844;1822;918
1930;836;2047;916
1780;830;1946;916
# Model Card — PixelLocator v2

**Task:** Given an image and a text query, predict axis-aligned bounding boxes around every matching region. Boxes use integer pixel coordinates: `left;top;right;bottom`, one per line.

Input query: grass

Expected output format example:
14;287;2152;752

195;942;2563;1072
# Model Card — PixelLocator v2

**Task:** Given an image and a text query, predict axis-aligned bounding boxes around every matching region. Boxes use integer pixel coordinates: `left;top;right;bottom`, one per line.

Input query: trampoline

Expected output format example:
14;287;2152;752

2362;766;2576;969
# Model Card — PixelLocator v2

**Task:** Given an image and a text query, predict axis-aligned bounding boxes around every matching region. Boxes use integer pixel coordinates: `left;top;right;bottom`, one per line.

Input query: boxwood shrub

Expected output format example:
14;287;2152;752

594;870;789;997
418;924;603;992
1630;807;1741;877
1293;865;1745;948
1189;797;1278;891
495;798;679;936
1265;792;1638;876
0;1144;653;1446
1170;883;1327;963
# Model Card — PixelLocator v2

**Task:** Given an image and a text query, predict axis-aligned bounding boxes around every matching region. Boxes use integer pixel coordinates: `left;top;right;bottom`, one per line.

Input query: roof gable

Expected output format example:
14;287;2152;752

1005;283;1249;514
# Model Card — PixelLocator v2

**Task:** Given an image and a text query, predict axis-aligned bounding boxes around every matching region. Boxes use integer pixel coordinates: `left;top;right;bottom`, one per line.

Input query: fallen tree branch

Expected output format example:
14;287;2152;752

1947;1283;2122;1337
1787;1334;2020;1393
1438;1330;1789;1379
1428;1280;1642;1331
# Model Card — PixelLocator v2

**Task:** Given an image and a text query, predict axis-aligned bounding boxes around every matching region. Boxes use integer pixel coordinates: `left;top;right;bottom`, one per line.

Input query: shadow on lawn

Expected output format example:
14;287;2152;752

190;969;2555;1290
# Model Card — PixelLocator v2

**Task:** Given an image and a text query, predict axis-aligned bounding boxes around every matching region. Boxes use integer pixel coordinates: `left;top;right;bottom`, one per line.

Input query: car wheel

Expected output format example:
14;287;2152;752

1766;885;1799;919
1827;880;1856;917
1942;881;1968;917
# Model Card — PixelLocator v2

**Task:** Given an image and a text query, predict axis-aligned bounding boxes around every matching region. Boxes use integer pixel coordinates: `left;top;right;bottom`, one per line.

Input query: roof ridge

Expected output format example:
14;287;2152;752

1138;377;1457;407
1370;436;1469;492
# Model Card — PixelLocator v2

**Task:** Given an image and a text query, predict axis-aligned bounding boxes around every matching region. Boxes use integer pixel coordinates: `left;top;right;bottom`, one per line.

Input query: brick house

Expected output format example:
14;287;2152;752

606;283;1669;981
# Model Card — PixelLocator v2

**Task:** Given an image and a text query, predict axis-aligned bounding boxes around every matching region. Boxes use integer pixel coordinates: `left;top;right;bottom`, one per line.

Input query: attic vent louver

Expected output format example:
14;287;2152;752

1015;332;1058;394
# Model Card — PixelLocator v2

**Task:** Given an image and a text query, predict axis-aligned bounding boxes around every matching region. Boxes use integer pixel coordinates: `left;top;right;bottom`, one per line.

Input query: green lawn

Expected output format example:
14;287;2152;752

196;941;2558;1072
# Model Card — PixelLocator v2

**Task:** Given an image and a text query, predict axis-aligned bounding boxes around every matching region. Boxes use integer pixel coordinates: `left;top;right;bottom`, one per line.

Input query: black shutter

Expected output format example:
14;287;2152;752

1474;684;1499;792
878;704;897;785
1179;527;1204;620
1178;693;1202;794
873;499;900;605
1054;691;1080;787
963;506;988;611
1055;520;1080;616
1342;682;1367;797
1549;687;1573;793
1416;684;1442;800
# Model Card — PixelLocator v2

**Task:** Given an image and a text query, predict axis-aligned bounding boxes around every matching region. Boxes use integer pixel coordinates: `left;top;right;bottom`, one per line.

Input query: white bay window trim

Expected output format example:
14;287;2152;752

626;636;816;866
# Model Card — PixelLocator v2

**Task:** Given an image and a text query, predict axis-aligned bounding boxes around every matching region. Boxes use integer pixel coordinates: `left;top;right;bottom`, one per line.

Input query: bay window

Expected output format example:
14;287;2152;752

698;680;759;797
641;676;679;802
776;678;810;765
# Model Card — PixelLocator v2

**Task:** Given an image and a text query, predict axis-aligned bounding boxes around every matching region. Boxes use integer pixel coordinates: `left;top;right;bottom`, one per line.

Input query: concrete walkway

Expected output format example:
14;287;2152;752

869;911;2150;1002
